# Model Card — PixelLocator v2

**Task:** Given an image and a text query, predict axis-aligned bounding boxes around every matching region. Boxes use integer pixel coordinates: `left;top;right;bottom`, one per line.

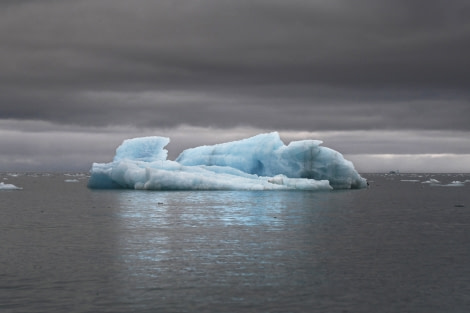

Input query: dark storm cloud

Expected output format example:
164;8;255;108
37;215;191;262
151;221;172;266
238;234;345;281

1;0;469;131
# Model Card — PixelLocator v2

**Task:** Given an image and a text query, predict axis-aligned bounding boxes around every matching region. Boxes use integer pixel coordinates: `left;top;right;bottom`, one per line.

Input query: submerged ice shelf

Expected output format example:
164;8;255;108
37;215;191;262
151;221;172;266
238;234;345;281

88;132;367;191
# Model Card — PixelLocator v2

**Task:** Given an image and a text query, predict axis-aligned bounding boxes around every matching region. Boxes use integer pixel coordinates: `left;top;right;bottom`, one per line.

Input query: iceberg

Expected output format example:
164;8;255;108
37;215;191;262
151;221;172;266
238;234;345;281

88;132;367;191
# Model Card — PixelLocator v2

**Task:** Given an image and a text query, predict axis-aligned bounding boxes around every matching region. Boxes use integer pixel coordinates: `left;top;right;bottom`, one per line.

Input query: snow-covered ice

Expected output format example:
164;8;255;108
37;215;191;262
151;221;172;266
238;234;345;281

422;178;441;185
88;132;367;191
420;178;468;187
0;182;22;190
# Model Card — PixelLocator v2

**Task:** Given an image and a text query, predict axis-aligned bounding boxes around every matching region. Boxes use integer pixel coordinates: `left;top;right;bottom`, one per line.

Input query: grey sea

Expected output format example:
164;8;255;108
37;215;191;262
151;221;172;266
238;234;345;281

1;173;470;313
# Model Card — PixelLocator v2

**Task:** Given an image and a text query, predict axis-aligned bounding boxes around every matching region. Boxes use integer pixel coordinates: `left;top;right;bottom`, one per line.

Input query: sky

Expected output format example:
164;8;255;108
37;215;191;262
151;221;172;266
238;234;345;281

1;0;469;173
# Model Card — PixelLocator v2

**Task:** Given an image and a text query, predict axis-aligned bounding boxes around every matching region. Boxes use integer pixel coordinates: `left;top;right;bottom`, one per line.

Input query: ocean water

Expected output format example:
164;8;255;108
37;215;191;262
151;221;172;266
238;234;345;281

1;173;470;313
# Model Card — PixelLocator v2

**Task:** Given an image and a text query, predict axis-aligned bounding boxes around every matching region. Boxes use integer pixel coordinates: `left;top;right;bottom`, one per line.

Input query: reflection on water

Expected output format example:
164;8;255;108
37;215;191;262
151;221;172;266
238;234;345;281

3;173;470;312
97;179;470;313
104;189;360;311
117;190;326;226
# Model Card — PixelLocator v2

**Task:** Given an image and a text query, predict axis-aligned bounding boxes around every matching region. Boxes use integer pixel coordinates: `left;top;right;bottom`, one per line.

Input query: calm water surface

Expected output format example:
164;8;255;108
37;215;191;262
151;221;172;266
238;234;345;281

1;173;470;312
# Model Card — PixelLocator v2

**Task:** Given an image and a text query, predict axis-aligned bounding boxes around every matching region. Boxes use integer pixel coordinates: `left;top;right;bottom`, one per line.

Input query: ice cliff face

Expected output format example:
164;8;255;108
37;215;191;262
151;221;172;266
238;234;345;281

88;132;367;190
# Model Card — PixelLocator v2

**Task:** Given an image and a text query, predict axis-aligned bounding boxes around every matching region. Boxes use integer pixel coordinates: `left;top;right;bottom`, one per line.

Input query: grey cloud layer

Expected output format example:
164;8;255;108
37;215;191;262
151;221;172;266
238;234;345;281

1;0;469;131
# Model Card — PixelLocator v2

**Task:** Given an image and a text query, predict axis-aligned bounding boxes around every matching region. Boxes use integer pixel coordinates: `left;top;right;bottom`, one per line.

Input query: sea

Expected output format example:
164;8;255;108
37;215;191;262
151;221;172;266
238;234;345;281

1;172;470;313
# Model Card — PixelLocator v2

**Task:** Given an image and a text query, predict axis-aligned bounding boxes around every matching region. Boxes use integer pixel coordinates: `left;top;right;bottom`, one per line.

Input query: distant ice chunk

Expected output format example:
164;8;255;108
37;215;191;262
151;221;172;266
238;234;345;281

64;173;86;177
421;179;467;187
422;179;441;185
88;132;367;191
447;181;465;187
0;182;22;190
64;179;80;183
440;181;465;187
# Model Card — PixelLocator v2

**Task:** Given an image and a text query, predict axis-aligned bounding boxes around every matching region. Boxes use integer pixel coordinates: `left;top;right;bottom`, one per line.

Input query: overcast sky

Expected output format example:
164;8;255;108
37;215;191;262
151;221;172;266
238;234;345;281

1;0;469;173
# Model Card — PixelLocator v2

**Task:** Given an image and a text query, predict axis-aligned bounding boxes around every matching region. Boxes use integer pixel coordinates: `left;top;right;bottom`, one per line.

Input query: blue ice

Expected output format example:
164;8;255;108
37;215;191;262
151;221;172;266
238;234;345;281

88;132;367;190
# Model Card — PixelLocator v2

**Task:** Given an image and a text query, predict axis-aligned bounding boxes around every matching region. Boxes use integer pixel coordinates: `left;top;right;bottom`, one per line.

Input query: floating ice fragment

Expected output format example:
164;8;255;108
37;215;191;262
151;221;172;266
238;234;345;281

88;132;367;191
422;179;467;187
421;179;440;184
0;182;22;190
441;181;465;187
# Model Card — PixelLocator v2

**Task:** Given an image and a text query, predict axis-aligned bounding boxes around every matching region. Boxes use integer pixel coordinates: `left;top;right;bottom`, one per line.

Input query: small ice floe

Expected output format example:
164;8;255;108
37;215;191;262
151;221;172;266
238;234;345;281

421;179;440;185
64;173;86;177
64;173;86;183
0;182;22;190
441;181;465;187
400;179;420;182
422;179;466;187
